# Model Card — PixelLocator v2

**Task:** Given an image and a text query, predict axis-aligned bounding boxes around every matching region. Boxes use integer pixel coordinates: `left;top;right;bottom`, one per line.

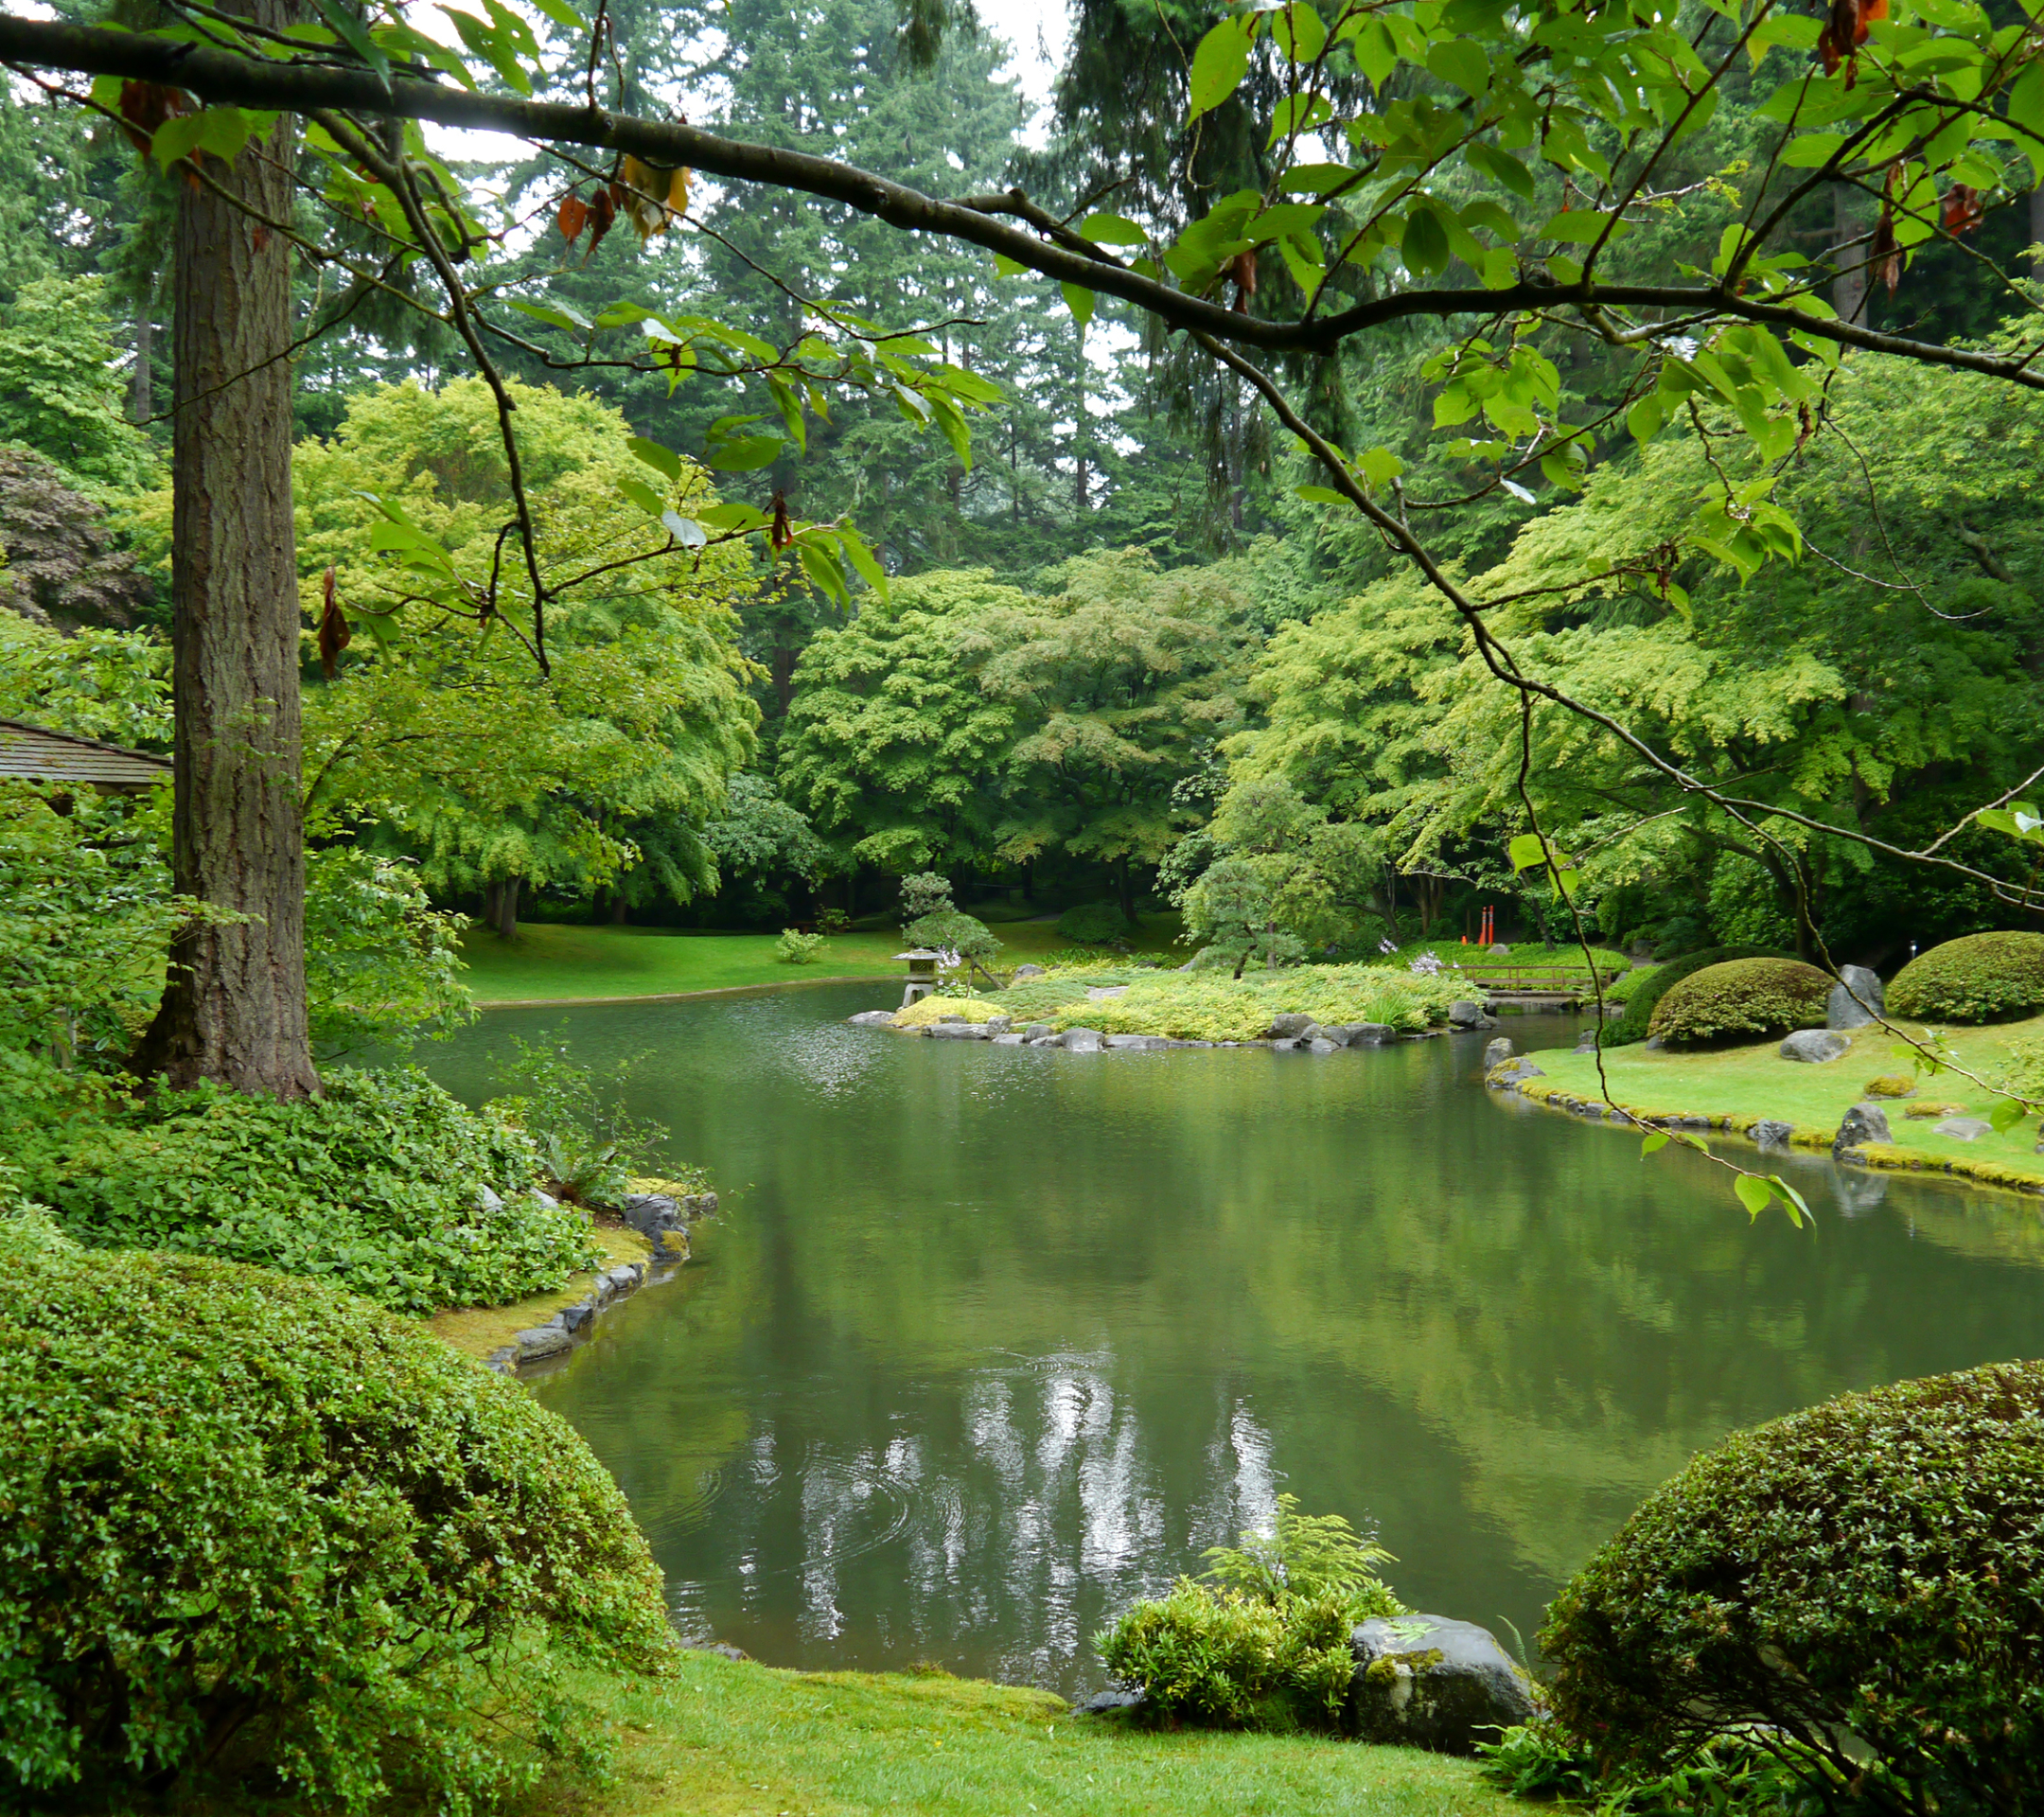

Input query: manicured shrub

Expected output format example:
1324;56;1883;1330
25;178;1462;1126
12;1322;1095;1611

1542;1362;2044;1815
1057;899;1132;944
0;1216;675;1809
1098;1497;1402;1732
1646;957;1831;1046
1888;931;2044;1024
7;1065;595;1314
1605;944;1784;1046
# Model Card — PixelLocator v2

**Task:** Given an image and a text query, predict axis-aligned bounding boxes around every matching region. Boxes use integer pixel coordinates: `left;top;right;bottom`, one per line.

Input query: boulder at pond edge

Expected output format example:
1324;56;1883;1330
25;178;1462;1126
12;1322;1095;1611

1780;1029;1850;1064
1348;1614;1540;1755
1826;962;1885;1031
1835;1101;1893;1153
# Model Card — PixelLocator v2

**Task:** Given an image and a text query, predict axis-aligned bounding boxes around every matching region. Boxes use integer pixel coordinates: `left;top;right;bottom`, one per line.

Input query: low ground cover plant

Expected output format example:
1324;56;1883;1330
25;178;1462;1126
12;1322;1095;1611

893;963;1466;1040
775;926;827;963
1889;931;2044;1024
0;1214;676;1812
1098;1496;1402;1732
9;1065;594;1314
1647;958;1831;1047
1542;1361;2044;1815
488;1030;674;1211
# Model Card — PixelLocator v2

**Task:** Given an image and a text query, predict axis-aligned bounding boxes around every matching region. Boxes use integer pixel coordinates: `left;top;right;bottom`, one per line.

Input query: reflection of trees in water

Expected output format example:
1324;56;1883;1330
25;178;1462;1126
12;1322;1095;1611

520;997;2044;1683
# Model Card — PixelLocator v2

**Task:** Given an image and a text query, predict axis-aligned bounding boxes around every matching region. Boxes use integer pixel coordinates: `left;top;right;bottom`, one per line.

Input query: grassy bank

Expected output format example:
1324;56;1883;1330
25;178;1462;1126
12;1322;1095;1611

502;1651;1517;1817
459;916;1190;1005
1510;1017;2044;1191
426;1224;656;1358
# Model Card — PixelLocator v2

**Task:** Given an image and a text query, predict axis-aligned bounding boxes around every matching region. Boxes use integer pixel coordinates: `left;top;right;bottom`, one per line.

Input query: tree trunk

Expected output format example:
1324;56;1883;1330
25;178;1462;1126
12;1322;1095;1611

1832;183;1867;324
1117;854;1135;924
130;275;157;425
132;21;314;1100
485;877;520;940
611;892;627;925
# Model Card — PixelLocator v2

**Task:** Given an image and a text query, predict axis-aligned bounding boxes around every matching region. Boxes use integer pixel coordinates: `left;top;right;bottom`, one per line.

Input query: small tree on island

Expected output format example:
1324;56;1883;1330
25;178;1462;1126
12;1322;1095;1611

898;873;1004;992
1180;858;1307;980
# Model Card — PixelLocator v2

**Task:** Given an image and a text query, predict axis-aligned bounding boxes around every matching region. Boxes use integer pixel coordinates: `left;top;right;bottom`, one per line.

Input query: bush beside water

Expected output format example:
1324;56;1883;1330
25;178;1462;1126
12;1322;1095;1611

1542;1361;2044;1814
1099;1497;1403;1733
1646;957;1832;1046
1889;930;2044;1024
0;1215;675;1810
1603;945;1785;1046
7;1066;594;1314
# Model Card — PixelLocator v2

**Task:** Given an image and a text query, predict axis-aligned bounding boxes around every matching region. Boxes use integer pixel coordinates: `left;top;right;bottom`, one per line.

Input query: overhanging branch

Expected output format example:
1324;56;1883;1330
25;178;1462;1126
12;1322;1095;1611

4;10;2042;385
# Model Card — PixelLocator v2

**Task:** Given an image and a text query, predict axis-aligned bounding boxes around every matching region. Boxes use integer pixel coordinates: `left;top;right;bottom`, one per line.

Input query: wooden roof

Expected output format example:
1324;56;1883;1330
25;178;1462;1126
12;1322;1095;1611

0;718;171;792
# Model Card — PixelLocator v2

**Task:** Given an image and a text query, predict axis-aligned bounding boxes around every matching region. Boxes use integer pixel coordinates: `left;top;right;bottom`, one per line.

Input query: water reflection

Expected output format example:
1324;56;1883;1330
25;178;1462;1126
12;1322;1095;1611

426;986;2044;1696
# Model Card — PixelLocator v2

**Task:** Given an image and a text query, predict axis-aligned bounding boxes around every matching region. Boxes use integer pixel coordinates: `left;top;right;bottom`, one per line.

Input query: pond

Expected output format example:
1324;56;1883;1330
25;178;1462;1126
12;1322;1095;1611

427;981;2044;1700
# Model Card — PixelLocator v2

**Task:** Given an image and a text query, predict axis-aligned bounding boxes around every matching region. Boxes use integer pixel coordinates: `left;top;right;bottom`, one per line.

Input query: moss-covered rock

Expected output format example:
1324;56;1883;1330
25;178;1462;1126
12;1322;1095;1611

1646;958;1831;1047
1887;931;2044;1024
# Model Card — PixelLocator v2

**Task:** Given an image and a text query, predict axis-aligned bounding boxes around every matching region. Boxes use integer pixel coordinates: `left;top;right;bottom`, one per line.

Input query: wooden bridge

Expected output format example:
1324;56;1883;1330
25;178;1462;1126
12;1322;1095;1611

1458;965;1626;1010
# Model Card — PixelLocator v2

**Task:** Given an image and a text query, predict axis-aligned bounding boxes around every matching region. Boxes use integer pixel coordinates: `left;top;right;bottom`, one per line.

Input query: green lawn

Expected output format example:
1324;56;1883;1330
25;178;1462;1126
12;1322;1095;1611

1519;1016;2044;1186
508;1652;1518;1817
459;915;1190;1005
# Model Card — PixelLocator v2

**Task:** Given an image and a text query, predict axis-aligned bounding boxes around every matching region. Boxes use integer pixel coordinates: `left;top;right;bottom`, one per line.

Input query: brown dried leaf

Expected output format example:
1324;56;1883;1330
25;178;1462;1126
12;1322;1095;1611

769;489;793;550
116;80;192;158
1941;184;1983;235
318;566;351;679
558;192;590;244
587;185;617;254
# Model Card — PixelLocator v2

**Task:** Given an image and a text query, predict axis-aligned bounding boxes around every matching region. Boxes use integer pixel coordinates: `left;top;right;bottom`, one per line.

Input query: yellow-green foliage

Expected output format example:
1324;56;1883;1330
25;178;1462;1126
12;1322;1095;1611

1889;932;2044;1024
1648;958;1831;1046
896;966;1467;1041
1863;1075;1916;1098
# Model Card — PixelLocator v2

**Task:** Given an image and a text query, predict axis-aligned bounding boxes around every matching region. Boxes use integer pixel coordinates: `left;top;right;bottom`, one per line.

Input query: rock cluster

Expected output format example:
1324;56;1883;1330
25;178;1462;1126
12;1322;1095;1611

847;1011;1418;1050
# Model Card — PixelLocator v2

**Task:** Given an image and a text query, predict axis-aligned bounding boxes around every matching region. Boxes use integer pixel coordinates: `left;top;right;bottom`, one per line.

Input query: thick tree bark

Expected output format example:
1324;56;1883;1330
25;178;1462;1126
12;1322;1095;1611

132;11;316;1099
485;877;520;940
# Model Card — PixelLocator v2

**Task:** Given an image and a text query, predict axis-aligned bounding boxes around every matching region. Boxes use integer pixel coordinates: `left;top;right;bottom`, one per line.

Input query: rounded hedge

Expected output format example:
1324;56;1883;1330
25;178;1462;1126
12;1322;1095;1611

1542;1362;2044;1813
1646;957;1831;1046
1057;900;1131;945
1605;945;1784;1046
1888;931;2044;1024
0;1217;674;1808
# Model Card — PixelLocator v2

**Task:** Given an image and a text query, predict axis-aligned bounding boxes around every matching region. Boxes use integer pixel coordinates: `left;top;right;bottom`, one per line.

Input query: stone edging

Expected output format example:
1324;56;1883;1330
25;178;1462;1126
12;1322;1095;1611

1486;1065;2044;1199
852;1011;1458;1050
484;1188;719;1374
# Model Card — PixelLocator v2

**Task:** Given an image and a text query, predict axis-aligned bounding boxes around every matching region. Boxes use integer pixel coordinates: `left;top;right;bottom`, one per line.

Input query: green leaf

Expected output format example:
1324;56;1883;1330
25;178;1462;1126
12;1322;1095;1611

1426;37;1489;96
698;502;768;532
150;115;209;173
617;475;665;518
661;511;707;549
312;0;393;90
1189;15;1257;117
1079;212;1148;247
1734;1173;1771;1220
705;436;784;471
528;0;583;29
1780;132;1848;168
1507;832;1546;873
1061;282;1096;329
1273;2;1328;62
929;395;973;470
1627;395;1665;446
1401;205;1451;276
1350;16;1395;87
505;297;593;334
1294;484;1351;504
1542;208;1623;245
1640;1131;1670;1155
837;526;890;598
798;538;849;603
1359;446;1404;485
627;436;683;482
1468;141;1537;202
767;374;807;453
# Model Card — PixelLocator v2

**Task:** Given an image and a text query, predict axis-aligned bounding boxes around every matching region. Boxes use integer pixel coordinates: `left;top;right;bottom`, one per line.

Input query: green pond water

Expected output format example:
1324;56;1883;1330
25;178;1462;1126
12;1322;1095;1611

428;981;2044;1698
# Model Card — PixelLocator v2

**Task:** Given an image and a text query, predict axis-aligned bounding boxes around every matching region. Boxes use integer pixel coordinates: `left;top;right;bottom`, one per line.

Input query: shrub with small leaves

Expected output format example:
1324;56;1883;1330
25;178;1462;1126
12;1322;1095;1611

1542;1362;2044;1815
1604;945;1786;1047
1056;899;1132;945
1647;957;1832;1046
1098;1497;1403;1732
1889;931;2044;1025
8;1065;593;1313
0;1216;676;1810
774;926;826;964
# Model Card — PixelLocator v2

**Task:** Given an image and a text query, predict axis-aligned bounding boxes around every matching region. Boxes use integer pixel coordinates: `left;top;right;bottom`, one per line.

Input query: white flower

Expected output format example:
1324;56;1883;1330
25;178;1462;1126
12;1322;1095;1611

1409;952;1444;976
1658;334;1700;359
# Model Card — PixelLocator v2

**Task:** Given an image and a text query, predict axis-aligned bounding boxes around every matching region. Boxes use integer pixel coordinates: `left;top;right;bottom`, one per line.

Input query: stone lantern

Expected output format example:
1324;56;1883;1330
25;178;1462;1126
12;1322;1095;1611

896;948;943;1007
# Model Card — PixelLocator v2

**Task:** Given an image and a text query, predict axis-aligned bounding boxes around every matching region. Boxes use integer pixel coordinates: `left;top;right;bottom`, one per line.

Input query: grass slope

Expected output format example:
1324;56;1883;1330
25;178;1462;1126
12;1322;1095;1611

1520;1017;2044;1185
513;1652;1518;1817
459;917;1191;1006
426;1225;654;1358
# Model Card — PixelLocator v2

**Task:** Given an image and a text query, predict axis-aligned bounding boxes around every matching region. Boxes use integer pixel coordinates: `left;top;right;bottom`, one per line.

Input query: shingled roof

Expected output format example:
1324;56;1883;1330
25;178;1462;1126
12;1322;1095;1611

0;719;171;792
